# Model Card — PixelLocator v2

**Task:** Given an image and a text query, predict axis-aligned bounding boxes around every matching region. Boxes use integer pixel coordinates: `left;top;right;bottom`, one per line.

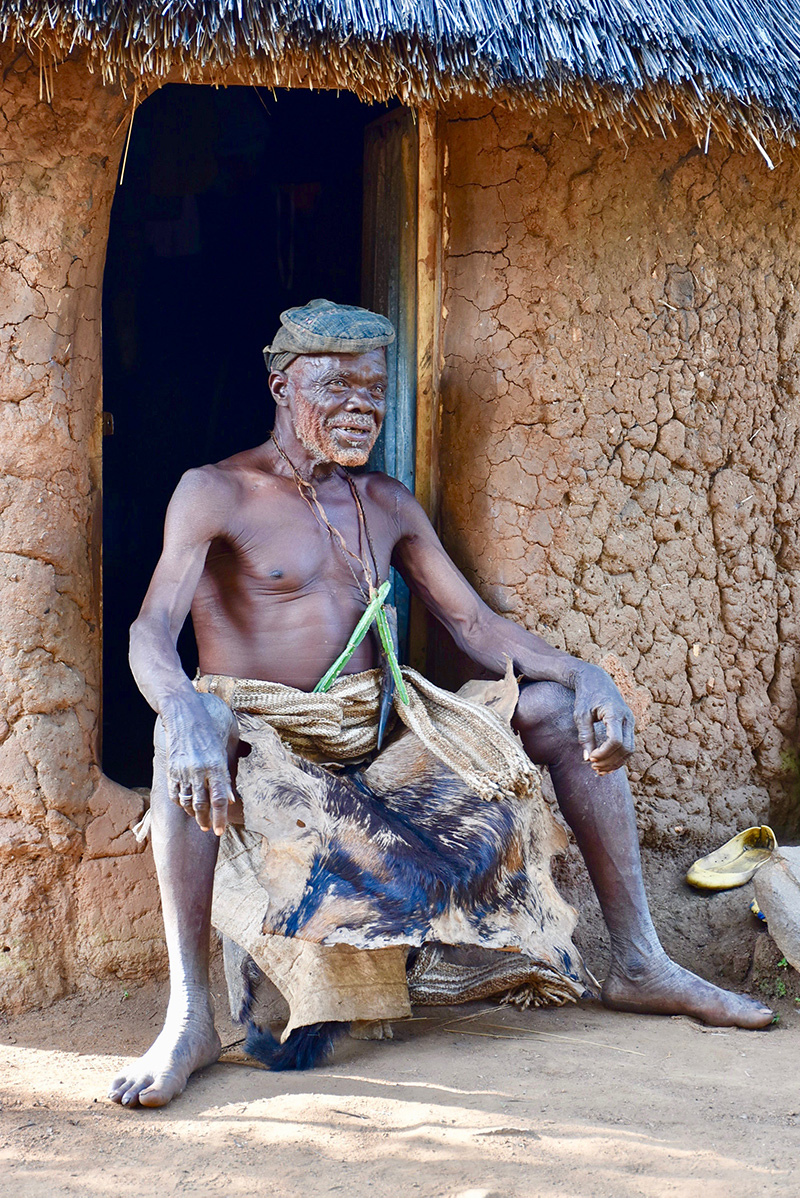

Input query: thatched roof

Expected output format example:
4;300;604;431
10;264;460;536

4;1;800;150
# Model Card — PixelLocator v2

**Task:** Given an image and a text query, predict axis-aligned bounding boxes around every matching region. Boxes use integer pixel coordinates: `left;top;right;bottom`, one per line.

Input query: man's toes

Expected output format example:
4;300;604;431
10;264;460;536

120;1078;152;1107
138;1078;184;1108
108;1075;138;1104
736;999;773;1030
697;983;772;1029
108;1074;155;1107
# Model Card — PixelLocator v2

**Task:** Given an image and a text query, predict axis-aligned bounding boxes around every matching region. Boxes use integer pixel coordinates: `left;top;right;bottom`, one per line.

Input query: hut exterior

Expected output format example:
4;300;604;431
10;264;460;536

1;2;800;1012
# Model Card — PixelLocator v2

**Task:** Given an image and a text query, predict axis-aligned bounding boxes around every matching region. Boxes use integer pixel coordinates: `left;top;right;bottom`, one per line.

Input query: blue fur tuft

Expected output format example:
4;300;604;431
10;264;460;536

244;1020;348;1071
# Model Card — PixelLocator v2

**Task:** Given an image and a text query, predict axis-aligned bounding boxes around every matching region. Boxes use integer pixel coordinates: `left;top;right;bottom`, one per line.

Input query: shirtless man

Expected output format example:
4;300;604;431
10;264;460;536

109;300;772;1109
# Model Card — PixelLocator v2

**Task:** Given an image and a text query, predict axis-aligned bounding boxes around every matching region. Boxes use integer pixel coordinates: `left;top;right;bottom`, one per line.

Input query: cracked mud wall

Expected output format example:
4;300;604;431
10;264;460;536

439;104;800;857
0;49;164;1012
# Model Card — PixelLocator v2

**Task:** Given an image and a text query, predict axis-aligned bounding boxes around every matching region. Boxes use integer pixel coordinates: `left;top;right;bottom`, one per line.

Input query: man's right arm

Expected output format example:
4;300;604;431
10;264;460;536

129;466;234;834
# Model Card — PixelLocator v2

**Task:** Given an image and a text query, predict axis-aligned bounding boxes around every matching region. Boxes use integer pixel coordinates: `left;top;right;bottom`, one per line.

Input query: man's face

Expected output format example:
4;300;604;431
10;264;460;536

273;350;388;467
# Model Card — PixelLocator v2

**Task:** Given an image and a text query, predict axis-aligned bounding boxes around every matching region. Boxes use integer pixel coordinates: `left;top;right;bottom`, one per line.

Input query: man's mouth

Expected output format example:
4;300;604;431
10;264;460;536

330;421;376;445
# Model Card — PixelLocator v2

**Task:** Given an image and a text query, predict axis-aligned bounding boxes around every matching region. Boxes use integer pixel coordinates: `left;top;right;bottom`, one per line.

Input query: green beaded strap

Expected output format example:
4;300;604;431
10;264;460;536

374;601;409;704
314;579;409;704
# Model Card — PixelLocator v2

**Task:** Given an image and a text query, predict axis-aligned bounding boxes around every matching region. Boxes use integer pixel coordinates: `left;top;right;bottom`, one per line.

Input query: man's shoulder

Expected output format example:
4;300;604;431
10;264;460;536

358;469;413;506
173;462;238;501
358;470;427;528
167;461;250;529
174;447;270;501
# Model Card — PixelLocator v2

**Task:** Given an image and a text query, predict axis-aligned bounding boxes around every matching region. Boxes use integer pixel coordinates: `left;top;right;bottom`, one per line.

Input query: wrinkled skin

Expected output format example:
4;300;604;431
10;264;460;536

109;349;772;1110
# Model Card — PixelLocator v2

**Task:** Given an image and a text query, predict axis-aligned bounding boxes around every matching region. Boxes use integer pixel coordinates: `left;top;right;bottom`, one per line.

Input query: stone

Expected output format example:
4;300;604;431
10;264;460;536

754;847;800;972
84;774;147;860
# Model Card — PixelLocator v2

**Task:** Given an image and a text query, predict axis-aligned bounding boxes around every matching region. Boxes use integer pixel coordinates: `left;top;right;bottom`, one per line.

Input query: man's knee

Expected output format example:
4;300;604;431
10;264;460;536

514;680;577;740
153;692;238;755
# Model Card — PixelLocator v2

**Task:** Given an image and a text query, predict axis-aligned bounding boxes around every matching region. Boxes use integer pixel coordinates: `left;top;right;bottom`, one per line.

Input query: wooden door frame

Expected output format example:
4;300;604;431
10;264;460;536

413;108;443;528
361;105;443;672
409;108;444;671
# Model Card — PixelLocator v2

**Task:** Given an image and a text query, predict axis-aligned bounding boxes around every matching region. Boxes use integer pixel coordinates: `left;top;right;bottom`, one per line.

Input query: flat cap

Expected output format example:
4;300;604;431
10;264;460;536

263;298;395;372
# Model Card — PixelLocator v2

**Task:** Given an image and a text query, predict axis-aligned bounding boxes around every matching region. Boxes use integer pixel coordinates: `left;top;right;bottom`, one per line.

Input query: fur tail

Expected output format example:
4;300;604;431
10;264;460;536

244;1020;349;1071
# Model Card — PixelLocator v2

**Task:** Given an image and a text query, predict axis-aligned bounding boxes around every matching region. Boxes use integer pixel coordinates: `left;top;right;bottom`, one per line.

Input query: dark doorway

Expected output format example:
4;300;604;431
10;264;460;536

102;85;398;787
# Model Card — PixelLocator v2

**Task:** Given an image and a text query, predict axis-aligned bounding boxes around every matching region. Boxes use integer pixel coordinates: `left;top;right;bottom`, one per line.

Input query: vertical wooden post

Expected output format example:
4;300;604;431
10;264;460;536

361;108;419;494
409;107;444;671
413;107;443;525
362;108;419;655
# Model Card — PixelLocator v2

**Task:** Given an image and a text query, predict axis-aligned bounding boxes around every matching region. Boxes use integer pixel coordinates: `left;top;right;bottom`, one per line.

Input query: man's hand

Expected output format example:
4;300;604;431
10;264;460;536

161;697;234;835
571;664;635;775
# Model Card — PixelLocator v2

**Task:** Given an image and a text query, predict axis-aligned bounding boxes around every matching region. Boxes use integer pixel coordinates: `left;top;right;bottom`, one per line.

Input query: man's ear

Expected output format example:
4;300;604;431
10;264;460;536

269;371;290;407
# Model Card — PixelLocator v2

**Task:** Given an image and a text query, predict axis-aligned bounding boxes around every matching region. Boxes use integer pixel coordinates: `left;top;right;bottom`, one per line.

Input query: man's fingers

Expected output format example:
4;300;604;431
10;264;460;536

573;710;597;758
587;717;630;774
168;766;197;812
188;777;212;830
589;760;624;776
175;779;195;812
208;775;233;836
590;718;624;761
590;748;625;771
168;751;232;831
590;714;635;769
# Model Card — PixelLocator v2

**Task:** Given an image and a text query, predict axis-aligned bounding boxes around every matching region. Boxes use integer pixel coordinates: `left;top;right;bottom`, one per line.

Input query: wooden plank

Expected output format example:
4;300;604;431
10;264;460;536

413;106;443;526
408;107;444;672
362;108;420;655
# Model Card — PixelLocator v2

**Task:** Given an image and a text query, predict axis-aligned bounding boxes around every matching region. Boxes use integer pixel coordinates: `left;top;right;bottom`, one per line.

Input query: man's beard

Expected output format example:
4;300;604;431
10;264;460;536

293;402;379;467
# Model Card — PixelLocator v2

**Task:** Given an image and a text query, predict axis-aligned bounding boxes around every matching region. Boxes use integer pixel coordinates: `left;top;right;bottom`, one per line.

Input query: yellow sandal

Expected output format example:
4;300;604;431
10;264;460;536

686;826;778;891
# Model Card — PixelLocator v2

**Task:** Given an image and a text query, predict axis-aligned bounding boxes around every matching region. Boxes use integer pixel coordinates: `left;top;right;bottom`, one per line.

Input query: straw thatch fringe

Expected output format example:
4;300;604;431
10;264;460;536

2;2;800;149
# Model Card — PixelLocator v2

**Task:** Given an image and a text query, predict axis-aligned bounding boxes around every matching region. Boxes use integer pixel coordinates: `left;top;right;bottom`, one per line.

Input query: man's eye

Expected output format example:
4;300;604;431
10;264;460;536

372;386;386;397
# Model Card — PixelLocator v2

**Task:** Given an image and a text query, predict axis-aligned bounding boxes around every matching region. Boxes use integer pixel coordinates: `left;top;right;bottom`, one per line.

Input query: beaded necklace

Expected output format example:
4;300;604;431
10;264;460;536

270;433;408;704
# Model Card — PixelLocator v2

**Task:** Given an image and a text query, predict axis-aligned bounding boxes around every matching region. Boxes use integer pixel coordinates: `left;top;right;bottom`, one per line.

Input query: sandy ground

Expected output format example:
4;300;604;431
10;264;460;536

1;966;798;1198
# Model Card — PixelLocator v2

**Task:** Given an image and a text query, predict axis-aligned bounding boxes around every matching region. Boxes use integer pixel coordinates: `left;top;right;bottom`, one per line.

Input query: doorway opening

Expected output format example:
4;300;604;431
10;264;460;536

102;84;414;787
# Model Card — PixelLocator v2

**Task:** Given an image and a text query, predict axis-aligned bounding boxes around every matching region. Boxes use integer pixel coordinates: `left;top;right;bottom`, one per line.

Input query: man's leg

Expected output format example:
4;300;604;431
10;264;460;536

513;681;773;1029
108;694;238;1107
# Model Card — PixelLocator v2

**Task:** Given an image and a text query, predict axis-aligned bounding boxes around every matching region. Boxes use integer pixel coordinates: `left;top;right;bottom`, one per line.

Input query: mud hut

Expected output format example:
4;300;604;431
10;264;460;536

2;2;800;1013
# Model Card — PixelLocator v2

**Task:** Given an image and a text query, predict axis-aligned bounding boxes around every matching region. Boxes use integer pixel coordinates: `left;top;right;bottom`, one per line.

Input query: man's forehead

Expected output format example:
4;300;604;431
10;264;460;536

290;349;388;378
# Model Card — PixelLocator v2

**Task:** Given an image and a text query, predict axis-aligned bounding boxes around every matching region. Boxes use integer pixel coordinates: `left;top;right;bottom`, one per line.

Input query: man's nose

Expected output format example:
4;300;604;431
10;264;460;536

344;388;380;412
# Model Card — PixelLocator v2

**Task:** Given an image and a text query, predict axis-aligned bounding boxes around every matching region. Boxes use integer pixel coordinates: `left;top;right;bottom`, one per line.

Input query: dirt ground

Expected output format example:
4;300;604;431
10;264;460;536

1;960;798;1198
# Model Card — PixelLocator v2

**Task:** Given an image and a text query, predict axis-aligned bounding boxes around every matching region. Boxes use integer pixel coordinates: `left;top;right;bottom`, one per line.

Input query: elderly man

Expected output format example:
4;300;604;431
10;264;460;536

109;300;772;1109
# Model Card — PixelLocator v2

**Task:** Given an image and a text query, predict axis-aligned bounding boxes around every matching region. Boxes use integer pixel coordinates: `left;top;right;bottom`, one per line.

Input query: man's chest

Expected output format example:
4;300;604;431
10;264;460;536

207;483;397;594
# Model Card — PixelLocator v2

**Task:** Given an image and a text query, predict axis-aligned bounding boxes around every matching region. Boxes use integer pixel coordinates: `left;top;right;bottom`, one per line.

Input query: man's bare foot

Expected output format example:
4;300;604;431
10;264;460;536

602;951;773;1029
108;1004;221;1108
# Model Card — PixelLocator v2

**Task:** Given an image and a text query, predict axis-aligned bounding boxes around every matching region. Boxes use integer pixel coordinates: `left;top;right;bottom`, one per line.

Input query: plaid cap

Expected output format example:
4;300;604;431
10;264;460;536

263;298;395;372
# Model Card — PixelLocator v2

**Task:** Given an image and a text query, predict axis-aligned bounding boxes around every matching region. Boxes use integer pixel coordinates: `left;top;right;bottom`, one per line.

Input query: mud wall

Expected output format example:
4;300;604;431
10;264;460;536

439;104;800;852
0;49;164;1012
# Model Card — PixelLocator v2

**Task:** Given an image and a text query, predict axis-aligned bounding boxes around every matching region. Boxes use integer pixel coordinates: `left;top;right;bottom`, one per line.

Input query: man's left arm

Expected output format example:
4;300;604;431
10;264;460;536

389;484;634;774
